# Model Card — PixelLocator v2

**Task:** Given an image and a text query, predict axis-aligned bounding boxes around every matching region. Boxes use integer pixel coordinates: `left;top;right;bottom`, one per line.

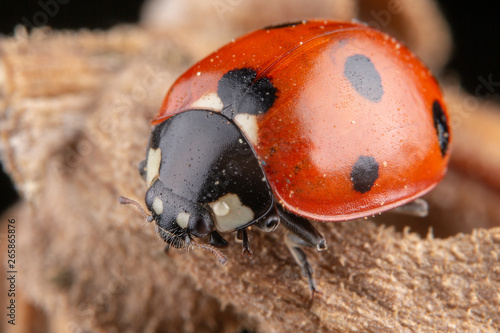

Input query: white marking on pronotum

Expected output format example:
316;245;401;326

209;193;254;232
152;196;163;215
234;113;259;145
212;200;230;217
176;212;190;229
146;148;162;187
191;92;224;111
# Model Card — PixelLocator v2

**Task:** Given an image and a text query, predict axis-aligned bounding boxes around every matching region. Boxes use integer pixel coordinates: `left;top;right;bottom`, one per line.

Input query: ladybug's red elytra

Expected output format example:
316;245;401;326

120;20;451;295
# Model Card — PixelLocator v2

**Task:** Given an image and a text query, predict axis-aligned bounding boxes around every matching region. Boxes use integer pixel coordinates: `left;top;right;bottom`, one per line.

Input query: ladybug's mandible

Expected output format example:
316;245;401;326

121;20;451;294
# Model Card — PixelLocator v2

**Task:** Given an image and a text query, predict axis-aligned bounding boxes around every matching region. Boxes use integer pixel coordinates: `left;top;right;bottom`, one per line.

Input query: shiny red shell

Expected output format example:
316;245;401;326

153;20;451;222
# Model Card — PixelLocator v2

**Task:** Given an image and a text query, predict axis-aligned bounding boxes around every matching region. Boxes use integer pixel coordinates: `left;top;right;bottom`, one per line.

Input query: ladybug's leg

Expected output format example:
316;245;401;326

278;206;327;251
285;233;319;294
236;229;253;257
389;198;428;217
277;206;327;295
234;208;280;257
209;231;230;248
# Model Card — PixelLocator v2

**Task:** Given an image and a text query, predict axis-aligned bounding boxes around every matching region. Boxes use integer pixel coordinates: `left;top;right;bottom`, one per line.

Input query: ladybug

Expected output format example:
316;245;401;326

120;20;451;294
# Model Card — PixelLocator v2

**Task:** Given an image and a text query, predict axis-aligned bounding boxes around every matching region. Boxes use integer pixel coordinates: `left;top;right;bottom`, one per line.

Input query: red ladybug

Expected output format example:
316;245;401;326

121;20;451;294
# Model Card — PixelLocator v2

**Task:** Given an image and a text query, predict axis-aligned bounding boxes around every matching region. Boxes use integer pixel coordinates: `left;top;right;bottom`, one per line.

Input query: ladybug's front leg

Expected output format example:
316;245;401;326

209;231;230;248
234;209;280;258
236;229;253;257
277;206;327;296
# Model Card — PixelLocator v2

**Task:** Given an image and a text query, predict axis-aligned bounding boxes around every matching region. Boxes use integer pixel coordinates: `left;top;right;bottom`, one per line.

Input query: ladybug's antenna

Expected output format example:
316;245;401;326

187;237;228;265
119;196;153;222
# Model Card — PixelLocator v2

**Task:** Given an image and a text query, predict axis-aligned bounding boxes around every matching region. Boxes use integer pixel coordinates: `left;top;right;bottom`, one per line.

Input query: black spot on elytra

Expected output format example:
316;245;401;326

350;156;379;193
432;100;450;156
217;68;278;119
344;54;384;103
263;21;306;30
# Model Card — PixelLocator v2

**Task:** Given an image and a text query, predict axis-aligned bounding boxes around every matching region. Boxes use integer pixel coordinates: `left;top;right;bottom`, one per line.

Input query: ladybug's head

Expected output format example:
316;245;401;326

144;178;211;246
121;110;279;263
119;193;228;264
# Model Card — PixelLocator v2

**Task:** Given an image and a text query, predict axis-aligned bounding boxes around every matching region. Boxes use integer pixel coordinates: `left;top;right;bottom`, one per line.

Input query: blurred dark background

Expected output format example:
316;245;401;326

0;0;499;214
